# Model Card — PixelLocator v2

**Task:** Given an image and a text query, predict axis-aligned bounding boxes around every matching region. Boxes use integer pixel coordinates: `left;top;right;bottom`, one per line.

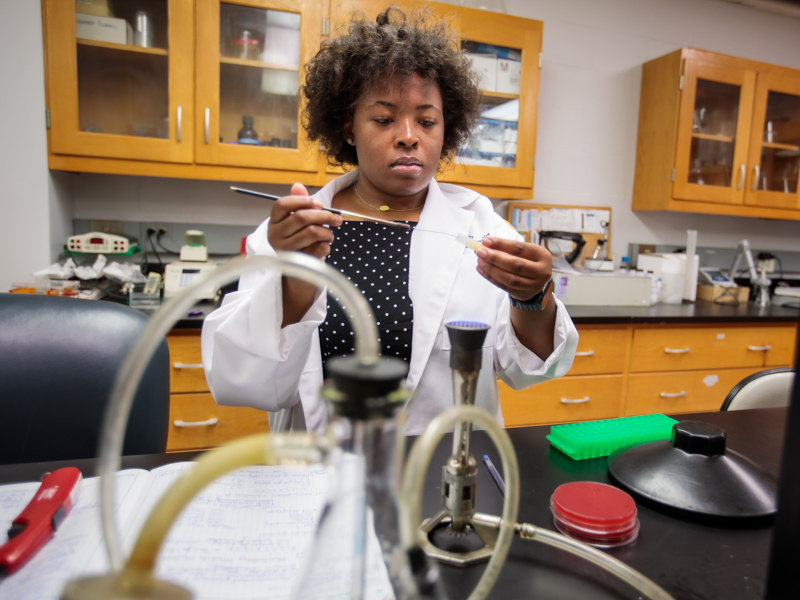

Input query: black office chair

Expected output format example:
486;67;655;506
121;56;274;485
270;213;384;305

0;293;170;464
721;367;795;411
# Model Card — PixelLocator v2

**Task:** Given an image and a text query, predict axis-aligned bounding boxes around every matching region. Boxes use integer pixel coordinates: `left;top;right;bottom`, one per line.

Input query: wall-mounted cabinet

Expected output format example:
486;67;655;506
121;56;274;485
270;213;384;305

42;0;543;199
632;48;800;220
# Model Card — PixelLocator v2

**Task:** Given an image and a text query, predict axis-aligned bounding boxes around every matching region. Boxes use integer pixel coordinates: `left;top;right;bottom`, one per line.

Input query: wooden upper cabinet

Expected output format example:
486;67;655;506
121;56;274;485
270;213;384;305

44;0;195;163
42;0;543;197
194;0;321;172
632;48;800;220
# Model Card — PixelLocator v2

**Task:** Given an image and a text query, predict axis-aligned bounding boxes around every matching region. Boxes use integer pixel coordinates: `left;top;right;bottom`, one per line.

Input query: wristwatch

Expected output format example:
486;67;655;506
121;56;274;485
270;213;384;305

509;278;553;311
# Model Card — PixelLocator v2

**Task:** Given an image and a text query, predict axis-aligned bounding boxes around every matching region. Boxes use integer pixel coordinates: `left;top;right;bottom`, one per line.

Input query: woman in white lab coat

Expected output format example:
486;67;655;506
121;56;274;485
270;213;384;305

201;8;579;435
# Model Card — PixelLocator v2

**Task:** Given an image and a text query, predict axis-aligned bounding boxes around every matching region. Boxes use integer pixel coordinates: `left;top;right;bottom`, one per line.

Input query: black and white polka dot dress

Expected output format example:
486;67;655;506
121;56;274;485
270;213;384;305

320;220;416;370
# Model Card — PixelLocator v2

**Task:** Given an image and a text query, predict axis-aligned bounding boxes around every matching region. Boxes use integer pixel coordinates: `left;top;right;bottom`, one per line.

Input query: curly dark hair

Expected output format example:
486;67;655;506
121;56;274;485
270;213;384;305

300;6;481;169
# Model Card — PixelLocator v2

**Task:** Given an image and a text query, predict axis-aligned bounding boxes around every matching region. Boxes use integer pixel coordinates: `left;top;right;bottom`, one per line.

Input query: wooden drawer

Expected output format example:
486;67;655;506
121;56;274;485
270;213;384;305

630;324;796;373
499;375;623;427
167;392;270;452
167;332;209;393
626;367;762;416
568;325;631;375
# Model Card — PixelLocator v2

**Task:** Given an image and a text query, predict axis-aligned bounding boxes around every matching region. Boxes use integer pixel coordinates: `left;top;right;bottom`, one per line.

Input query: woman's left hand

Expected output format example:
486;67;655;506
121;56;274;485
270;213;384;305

475;237;552;301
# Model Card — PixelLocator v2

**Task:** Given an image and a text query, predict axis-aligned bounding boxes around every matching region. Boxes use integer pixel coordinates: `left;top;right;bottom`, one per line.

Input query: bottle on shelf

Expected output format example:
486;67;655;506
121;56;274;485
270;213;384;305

237;115;259;145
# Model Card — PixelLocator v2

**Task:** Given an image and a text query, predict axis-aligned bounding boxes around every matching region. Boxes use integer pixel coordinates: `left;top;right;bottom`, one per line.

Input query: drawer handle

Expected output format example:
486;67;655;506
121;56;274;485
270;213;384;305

747;345;772;352
663;348;691;354
174;418;218;428
575;350;595;357
173;362;203;369
659;391;687;398
560;397;590;404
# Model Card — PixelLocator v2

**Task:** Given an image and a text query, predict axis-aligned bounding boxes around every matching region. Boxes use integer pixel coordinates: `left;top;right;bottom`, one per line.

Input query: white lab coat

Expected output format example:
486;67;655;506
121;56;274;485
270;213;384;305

201;170;578;435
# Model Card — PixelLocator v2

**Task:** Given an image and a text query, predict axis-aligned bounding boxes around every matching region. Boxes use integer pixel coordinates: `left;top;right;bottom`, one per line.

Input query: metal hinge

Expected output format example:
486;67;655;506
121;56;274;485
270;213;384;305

46;108;50;129
533;154;536;169
539;52;542;68
679;75;684;90
671;167;676;182
679;58;686;91
322;17;329;36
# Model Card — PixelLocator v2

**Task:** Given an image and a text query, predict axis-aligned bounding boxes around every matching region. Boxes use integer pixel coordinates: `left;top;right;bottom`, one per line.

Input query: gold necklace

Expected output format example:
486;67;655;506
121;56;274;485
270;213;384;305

353;183;423;213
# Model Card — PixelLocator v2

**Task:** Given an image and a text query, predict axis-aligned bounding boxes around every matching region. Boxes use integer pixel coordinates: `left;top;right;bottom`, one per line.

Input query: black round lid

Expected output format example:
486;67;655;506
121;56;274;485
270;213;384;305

607;420;778;521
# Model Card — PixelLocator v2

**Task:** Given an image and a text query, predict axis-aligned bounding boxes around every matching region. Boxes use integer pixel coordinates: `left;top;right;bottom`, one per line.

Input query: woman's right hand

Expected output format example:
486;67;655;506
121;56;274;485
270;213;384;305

267;182;342;259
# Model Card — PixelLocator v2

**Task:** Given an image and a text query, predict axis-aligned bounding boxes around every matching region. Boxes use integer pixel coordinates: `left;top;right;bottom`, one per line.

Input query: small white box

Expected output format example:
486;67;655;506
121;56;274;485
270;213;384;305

553;272;653;307
466;54;497;92
75;14;133;45
496;59;521;95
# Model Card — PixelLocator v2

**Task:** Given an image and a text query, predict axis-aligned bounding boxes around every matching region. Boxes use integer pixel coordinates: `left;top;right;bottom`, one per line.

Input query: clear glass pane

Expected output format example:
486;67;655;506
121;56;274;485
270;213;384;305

688;138;735;187
760;91;800;193
693;79;740;138
76;0;169;138
458;41;520;168
219;4;300;148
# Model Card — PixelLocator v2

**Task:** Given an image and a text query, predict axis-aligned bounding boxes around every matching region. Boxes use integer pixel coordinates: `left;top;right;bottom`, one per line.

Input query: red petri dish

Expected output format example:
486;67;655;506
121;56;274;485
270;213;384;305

550;481;639;548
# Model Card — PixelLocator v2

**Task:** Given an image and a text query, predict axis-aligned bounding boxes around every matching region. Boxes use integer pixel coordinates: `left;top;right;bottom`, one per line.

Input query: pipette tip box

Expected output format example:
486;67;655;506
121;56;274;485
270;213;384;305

547;414;679;460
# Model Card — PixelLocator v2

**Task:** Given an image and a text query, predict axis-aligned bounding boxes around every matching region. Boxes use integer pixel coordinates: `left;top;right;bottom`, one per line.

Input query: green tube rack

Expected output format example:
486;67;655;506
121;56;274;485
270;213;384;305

547;414;679;460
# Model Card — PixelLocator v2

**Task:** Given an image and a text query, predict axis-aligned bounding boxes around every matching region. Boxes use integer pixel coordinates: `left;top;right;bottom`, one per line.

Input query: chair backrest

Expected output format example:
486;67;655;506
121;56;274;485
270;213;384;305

0;293;170;464
721;368;795;411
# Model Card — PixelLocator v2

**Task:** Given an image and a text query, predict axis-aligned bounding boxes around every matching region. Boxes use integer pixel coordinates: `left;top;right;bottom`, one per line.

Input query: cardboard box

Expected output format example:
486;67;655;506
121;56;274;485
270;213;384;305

696;284;750;304
75;0;110;17
496;59;521;95
75;14;132;45
466;53;497;92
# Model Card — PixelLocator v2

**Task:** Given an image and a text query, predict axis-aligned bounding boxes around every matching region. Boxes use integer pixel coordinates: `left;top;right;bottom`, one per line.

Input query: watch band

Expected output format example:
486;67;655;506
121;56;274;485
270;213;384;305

509;278;553;311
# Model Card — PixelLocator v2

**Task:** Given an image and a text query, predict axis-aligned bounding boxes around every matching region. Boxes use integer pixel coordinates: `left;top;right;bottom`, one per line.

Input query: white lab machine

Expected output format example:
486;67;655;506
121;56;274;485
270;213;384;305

164;229;218;299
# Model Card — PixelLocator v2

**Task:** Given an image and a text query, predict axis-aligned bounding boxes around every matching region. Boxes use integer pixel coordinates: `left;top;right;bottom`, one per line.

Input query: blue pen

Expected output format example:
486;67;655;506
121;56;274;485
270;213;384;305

483;454;505;496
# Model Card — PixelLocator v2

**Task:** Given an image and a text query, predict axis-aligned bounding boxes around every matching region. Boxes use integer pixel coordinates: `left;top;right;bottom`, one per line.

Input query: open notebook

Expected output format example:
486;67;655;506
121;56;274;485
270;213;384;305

0;462;393;600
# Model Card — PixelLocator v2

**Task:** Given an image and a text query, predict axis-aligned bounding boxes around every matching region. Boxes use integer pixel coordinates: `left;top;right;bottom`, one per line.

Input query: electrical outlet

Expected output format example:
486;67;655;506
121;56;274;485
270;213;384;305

90;220;124;235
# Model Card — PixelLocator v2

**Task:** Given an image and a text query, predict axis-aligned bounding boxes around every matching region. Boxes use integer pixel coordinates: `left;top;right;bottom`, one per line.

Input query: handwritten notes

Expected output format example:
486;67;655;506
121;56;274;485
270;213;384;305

0;462;394;600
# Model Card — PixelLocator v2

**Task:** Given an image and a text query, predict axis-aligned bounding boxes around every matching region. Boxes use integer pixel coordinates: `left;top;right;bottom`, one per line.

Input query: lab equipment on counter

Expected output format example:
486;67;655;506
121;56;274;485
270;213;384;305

67;232;139;255
608;420;778;521
553;270;654;307
178;230;209;262
728;239;771;307
61;252;676;600
538;230;586;265
163;261;218;300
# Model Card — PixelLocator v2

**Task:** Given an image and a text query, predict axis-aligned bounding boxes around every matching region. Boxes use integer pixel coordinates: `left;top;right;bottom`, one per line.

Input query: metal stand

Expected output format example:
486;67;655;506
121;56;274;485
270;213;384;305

728;239;771;307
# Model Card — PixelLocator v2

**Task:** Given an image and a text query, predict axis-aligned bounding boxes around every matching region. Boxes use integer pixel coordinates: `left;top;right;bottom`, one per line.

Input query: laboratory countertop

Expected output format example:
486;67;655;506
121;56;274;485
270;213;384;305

566;299;800;325
0;407;787;599
166;299;800;329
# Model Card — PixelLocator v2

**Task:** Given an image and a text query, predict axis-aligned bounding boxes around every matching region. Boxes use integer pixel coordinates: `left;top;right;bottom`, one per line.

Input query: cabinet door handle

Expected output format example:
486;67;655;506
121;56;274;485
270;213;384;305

664;347;691;354
751;165;760;191
560;397;590;404
177;105;182;143
204;107;210;144
659;391;687;398
173;362;203;369
575;350;595;357
747;345;772;352
736;164;745;190
173;418;218;428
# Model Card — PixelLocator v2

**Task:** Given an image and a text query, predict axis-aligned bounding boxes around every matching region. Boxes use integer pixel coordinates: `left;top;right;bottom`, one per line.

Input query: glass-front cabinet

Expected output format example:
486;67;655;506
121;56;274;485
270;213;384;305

671;51;800;212
195;0;320;172
745;73;800;209
45;0;194;163
44;0;542;197
634;48;800;220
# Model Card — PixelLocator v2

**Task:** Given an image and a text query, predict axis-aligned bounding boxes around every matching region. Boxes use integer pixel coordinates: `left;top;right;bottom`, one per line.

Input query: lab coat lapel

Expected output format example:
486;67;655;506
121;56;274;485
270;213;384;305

407;180;476;387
